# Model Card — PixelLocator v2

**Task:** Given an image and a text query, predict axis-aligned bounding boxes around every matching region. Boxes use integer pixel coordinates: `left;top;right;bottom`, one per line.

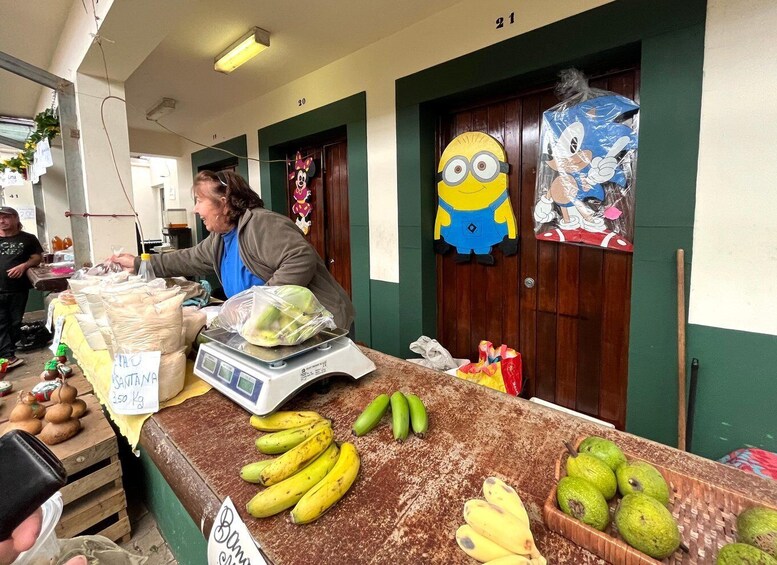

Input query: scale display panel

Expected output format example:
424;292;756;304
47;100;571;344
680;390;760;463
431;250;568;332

202;353;217;373
218;363;234;383
237;375;255;395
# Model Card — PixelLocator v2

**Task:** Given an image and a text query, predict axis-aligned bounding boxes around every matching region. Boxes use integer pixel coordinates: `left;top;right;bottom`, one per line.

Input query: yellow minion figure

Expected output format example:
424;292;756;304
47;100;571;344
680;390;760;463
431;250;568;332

434;132;518;264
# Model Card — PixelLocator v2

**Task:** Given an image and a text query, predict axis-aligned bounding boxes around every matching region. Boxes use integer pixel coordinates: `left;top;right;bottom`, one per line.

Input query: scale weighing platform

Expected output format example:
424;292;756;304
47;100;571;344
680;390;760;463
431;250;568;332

194;327;376;415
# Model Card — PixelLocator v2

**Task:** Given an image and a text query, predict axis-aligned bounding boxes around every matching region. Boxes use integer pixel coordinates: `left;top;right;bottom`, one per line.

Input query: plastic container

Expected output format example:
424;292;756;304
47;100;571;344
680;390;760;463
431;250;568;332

13;493;63;565
165;208;188;228
137;253;156;282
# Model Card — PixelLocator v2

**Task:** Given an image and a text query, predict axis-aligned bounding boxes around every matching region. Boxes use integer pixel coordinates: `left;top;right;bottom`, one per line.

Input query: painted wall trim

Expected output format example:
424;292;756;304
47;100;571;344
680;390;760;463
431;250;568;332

190;134;250;243
258;93;372;345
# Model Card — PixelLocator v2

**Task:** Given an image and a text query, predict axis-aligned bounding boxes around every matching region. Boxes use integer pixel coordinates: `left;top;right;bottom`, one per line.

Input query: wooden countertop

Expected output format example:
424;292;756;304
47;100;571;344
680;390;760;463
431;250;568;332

139;348;777;564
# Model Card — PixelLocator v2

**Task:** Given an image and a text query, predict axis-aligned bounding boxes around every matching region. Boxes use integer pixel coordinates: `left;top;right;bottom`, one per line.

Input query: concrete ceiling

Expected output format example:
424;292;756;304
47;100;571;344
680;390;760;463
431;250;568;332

1;0;462;139
119;0;462;133
0;0;73;118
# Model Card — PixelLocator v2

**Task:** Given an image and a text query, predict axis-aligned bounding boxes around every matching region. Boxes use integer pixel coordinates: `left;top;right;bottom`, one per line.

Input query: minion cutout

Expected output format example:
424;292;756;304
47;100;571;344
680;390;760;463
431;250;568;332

433;132;518;264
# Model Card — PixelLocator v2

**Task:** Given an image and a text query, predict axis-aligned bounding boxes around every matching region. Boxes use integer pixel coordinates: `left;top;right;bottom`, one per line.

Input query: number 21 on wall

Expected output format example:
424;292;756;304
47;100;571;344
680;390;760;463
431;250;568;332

496;12;515;29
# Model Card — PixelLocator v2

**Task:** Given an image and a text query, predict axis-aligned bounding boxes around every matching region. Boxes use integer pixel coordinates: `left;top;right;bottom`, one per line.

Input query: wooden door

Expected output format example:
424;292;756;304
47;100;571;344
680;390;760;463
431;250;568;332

436;69;638;429
286;139;352;297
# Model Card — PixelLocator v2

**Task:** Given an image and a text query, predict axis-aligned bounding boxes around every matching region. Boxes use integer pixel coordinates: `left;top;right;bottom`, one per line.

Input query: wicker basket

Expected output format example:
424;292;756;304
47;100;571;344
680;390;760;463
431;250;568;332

542;437;777;564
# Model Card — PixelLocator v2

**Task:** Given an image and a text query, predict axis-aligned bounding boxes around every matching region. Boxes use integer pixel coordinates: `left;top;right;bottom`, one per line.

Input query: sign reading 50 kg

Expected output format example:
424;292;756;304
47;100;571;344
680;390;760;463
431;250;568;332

109;351;161;415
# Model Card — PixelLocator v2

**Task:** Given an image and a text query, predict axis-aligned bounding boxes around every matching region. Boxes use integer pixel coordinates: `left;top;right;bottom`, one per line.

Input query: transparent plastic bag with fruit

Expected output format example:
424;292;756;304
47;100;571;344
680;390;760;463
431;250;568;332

216;285;335;347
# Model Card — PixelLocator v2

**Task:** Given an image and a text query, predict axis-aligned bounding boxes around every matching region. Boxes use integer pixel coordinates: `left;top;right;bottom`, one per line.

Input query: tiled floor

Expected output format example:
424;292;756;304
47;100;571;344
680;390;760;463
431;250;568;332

2;312;177;564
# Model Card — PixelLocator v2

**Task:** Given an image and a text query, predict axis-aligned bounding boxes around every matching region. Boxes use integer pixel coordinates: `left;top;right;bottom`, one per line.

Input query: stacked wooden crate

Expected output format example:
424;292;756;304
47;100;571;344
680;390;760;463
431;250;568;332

0;368;131;543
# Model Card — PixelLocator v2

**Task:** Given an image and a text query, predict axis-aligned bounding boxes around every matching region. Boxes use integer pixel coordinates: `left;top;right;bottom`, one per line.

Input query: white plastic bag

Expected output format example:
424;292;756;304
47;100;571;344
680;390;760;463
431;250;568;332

406;336;469;371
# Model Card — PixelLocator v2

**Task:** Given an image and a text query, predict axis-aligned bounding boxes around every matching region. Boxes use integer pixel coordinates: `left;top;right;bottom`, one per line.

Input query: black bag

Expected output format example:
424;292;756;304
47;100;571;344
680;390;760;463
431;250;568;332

16;320;53;352
0;430;67;539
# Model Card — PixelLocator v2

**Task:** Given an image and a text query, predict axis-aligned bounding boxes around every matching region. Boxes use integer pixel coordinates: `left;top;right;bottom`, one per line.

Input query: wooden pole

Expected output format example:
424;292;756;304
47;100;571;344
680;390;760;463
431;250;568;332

677;249;687;451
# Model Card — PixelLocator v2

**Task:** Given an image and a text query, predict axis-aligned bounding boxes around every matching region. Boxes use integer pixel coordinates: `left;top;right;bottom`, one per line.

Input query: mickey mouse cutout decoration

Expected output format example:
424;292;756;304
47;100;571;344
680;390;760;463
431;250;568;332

290;151;316;235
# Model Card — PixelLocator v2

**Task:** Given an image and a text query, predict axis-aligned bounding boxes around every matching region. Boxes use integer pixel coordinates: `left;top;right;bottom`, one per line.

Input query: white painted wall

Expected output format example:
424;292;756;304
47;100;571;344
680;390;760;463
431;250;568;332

75;73;137;261
178;0;613;282
689;0;777;336
40;142;72;244
130;157;162;240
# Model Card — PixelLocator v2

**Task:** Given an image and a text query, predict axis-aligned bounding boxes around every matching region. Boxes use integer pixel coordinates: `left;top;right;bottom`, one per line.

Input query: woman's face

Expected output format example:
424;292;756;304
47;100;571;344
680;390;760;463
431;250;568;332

193;182;233;233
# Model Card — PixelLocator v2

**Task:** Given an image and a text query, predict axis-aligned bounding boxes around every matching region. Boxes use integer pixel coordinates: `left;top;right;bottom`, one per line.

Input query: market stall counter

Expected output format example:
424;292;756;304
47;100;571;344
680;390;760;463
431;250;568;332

138;348;777;564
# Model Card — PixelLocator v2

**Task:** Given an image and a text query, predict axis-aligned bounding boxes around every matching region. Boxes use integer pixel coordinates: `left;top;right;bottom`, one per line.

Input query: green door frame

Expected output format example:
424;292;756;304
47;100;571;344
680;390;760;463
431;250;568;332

191;134;250;243
258;93;371;345
395;0;707;445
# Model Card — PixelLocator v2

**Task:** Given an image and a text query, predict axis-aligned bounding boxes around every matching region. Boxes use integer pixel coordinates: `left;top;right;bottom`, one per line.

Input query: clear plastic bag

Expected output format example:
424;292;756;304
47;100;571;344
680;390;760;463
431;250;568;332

215;285;335;347
533;69;639;252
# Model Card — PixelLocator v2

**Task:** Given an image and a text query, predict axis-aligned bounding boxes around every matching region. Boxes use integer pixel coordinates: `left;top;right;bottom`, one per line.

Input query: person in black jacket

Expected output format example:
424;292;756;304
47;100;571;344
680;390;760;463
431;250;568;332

0;207;42;370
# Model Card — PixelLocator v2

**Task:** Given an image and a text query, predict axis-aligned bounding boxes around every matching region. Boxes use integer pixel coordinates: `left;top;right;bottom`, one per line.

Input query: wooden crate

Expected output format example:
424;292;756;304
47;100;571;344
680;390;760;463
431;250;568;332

0;393;131;543
0;366;93;423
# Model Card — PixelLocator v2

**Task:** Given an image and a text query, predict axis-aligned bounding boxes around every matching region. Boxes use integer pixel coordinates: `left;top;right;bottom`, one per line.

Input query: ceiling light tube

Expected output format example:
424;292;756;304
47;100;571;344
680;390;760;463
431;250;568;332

145;97;176;121
214;27;270;74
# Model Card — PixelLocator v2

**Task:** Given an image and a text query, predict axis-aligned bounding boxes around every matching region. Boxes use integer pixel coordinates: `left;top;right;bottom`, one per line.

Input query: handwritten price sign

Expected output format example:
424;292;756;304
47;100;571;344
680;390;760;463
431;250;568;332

109;351;161;415
208;497;266;565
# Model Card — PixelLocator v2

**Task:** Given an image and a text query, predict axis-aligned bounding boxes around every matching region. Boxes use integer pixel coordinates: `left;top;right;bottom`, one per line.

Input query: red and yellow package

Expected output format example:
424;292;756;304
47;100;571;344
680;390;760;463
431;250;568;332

455;341;522;395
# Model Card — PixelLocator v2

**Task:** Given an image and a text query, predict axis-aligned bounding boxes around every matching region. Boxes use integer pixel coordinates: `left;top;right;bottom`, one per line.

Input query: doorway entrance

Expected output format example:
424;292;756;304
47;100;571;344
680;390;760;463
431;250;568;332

283;128;352;298
435;67;639;428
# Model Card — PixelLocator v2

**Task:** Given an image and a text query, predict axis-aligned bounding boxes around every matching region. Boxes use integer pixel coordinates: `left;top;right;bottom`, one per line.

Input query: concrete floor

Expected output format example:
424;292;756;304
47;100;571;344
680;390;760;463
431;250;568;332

3;312;177;564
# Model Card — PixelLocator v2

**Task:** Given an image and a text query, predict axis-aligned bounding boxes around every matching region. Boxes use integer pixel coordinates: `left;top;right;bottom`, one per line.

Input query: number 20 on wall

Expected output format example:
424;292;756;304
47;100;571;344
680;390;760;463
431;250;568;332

496;12;515;29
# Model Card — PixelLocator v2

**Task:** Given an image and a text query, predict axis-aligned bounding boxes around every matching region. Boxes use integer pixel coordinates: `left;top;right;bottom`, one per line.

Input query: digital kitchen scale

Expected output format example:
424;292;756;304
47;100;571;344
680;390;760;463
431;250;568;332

193;327;376;415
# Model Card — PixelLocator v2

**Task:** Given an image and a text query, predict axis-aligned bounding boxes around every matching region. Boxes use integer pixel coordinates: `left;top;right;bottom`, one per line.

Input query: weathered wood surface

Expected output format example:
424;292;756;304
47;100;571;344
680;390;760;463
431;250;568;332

140;348;777;564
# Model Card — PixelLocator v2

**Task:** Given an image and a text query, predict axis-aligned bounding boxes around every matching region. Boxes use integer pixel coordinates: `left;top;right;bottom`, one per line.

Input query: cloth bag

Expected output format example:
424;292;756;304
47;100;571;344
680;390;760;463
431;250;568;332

455;340;523;395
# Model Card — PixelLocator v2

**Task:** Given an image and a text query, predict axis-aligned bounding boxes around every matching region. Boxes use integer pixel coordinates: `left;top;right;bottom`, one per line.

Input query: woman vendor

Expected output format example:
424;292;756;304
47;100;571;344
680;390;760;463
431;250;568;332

110;170;354;331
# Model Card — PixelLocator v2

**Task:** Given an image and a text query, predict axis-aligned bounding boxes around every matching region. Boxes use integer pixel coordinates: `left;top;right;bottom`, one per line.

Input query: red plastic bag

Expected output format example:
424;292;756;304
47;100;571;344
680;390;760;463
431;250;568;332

455;340;522;395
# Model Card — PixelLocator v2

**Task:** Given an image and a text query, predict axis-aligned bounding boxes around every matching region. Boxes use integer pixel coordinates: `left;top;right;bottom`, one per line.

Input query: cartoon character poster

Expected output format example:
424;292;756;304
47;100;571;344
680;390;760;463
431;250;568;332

290;151;316;235
433;132;519;265
533;70;639;252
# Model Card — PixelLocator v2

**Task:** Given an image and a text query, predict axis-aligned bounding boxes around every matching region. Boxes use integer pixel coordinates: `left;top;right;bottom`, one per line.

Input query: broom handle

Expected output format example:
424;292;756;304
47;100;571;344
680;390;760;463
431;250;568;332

677;249;687;451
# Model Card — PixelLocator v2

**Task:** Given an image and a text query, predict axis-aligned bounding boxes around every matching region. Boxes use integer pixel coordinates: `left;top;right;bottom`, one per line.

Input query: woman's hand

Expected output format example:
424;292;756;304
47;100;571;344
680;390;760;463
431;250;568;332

107;253;137;273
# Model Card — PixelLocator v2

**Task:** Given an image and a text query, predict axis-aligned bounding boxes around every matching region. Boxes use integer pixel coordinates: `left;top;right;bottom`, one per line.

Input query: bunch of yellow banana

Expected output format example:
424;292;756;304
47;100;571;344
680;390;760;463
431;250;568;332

241;410;361;523
455;477;547;564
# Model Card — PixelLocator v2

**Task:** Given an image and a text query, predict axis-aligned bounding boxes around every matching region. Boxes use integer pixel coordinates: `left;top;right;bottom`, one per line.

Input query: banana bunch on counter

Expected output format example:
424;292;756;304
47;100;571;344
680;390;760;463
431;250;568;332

456;477;547;564
241;411;360;523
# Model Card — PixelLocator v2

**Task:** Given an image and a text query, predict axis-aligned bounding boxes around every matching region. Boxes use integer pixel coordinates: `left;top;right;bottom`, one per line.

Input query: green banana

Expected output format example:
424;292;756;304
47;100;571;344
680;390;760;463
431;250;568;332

246;443;339;518
290;442;361;524
249;411;323;431
390;391;410;442
259;426;334;486
256;419;331;454
405;393;428;437
352;394;390;436
239;458;275;483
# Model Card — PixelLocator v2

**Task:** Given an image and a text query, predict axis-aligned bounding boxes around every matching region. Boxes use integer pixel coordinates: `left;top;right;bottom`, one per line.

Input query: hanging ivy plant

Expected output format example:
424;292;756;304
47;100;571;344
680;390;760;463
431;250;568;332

0;108;61;175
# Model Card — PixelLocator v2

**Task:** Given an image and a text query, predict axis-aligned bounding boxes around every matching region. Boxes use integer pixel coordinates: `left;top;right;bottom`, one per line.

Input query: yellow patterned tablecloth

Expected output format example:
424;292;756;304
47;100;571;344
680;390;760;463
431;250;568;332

52;300;212;449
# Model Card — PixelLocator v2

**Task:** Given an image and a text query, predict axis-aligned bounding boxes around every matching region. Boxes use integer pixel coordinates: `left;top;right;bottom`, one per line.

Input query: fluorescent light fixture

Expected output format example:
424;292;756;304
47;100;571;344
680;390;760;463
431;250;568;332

214;27;270;74
145;98;176;121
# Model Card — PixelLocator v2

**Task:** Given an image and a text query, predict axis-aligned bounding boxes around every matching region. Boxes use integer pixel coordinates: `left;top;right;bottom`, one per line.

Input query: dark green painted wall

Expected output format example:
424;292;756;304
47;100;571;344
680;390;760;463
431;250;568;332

128;448;208;565
686;326;777;459
258;93;372;346
625;24;705;448
190;135;250;243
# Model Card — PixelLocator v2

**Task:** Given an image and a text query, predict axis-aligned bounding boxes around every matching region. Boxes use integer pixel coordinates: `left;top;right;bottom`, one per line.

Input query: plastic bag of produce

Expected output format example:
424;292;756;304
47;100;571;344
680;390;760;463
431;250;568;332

215;285;335;347
455;340;523;395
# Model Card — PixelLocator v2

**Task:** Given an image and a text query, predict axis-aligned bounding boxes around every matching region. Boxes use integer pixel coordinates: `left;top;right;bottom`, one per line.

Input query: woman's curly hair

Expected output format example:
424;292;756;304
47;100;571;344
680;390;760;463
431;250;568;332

194;170;264;225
